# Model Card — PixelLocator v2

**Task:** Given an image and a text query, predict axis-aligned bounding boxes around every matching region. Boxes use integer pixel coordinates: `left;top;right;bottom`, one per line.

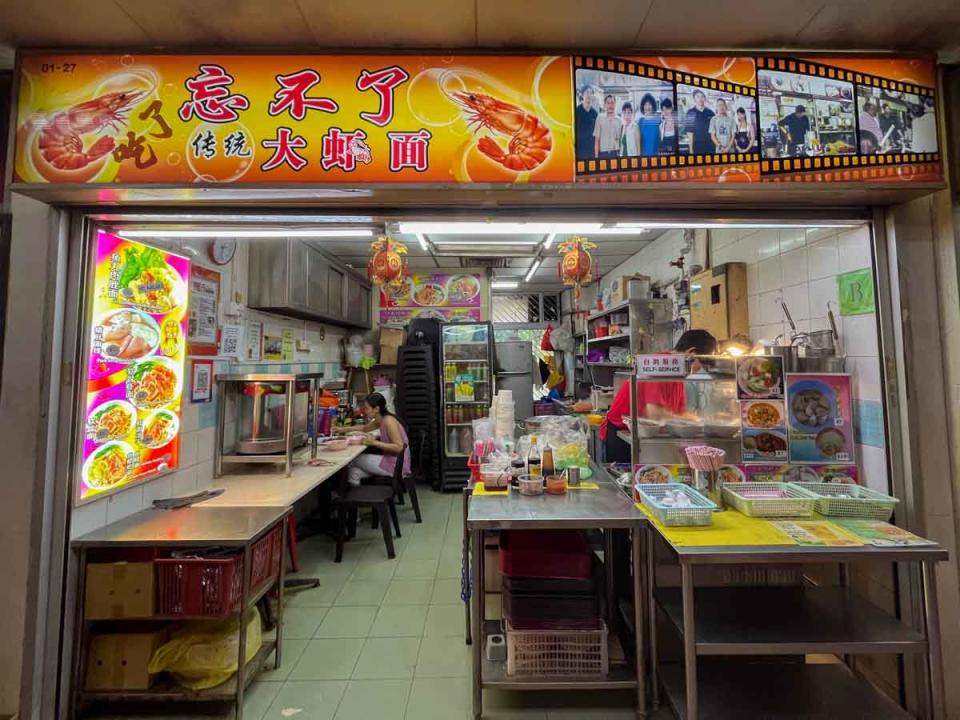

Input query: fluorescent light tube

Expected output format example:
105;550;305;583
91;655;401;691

416;233;430;251
524;259;542;283
543;233;556;249
491;281;520;289
433;240;541;246
120;229;374;238
398;222;604;235
613;222;860;229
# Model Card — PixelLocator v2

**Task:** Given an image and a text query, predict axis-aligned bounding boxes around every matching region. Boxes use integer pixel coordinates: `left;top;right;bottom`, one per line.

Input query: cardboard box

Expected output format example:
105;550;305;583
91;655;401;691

608;274;650;305
86;630;167;691
689;263;748;342
379;344;399;366
84;562;154;620
379;326;405;347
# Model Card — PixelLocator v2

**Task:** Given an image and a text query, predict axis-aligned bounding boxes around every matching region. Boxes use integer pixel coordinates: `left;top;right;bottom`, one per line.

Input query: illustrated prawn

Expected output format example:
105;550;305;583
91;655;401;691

37;90;143;170
449;91;552;172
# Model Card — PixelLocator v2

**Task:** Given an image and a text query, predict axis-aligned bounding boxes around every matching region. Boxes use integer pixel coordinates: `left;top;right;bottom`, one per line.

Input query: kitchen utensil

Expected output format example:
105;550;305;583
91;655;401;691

762;344;798;373
827;301;844;357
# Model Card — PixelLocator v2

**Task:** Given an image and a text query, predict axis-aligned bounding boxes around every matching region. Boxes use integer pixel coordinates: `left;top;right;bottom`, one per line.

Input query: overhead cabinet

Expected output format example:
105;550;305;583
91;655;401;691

248;239;372;329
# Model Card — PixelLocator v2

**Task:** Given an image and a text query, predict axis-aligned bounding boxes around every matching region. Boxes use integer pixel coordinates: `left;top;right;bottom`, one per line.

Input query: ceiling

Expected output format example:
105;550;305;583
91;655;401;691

314;229;662;287
1;0;960;68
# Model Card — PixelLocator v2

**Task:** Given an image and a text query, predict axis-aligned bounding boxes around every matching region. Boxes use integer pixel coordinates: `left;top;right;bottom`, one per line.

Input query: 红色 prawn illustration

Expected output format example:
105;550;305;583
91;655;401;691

37;90;143;170
449;91;551;172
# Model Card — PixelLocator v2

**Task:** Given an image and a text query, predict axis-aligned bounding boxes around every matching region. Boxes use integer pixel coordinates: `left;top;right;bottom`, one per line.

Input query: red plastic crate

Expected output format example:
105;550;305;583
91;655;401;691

249;525;283;593
156;555;243;618
499;530;592;579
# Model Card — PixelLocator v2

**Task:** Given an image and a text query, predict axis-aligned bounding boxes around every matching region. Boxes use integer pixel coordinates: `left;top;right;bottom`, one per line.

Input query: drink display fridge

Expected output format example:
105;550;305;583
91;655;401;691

440;321;494;489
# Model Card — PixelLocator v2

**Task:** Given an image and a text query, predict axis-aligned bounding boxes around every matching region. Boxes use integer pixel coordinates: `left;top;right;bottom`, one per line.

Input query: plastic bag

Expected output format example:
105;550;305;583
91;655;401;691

148;608;262;690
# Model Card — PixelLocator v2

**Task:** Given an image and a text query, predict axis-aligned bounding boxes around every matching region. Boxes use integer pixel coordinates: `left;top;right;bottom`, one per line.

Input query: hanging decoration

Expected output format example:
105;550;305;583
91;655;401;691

558;236;596;306
367;235;409;298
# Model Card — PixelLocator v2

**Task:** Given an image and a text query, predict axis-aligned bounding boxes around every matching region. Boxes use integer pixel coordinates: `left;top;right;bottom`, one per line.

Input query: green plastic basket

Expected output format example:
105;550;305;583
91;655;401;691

791;482;899;521
722;482;817;518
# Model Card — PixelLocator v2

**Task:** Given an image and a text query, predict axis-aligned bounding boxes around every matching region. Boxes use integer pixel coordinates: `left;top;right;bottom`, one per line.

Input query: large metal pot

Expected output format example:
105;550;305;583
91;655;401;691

762;344;798;373
796;356;846;373
236;380;310;454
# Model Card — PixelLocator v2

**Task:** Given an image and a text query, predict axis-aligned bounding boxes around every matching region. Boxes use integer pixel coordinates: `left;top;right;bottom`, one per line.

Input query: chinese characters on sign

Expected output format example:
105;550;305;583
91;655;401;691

636;354;686;376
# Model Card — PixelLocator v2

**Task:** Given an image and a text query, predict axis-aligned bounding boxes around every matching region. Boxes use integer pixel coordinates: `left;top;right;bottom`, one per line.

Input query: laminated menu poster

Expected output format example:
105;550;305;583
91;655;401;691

79;231;189;503
736;356;784;400
833;519;936;547
742;464;859;484
740;399;788;462
770;520;864;547
379;272;484;325
786;373;854;464
634;464;695;485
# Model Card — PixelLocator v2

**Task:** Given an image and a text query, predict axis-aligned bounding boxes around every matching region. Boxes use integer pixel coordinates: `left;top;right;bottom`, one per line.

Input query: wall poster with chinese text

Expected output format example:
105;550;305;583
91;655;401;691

78;231;189;504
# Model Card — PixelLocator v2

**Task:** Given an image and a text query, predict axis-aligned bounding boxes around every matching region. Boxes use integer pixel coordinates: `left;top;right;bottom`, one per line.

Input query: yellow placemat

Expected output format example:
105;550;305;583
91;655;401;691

636;503;796;546
471;483;509;496
568;482;599;490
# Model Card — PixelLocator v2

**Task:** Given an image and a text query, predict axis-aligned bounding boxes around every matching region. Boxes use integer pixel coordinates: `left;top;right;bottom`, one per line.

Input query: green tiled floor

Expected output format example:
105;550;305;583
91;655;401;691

87;488;644;720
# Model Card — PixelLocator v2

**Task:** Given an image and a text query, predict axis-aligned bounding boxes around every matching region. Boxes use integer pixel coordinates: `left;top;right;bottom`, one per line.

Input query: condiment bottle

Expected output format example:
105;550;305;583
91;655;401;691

541;442;555;477
510;457;525;489
527;435;542;479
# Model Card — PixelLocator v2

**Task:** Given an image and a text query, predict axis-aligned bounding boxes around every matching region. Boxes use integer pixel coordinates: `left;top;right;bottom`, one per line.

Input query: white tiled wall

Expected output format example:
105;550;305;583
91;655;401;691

70;238;350;539
711;224;890;493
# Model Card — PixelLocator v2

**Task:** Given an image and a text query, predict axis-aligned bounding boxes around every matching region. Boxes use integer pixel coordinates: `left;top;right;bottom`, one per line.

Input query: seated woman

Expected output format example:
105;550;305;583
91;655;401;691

335;392;411;486
600;329;717;463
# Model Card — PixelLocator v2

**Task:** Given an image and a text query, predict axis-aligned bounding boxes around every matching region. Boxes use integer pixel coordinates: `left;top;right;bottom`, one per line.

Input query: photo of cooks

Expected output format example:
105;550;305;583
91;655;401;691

574;68;675;160
676;85;758;156
856;90;938;155
758;69;857;158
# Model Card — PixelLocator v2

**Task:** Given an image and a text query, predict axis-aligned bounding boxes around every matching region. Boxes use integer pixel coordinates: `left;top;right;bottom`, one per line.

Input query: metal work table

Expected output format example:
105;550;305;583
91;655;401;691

465;469;649;719
617;431;742;464
71;506;288;720
647;524;949;720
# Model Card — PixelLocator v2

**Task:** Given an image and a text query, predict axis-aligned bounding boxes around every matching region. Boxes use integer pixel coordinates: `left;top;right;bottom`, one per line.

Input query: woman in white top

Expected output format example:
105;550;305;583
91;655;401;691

620;102;641;157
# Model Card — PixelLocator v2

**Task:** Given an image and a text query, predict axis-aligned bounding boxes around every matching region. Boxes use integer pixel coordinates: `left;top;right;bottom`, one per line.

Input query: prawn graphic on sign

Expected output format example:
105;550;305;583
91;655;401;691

448;91;552;172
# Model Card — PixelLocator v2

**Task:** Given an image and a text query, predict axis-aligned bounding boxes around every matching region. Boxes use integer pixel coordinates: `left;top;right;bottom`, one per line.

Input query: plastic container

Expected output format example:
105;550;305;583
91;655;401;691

518;474;543;496
722;482;817;518
545;474;567;495
499;530;592;579
480;463;511;489
318;438;349;452
791;482;899;521
636;483;716;527
506;621;608;678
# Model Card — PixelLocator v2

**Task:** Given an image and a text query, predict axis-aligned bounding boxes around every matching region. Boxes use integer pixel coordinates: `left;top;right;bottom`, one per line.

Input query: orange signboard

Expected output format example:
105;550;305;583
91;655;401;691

14;54;574;184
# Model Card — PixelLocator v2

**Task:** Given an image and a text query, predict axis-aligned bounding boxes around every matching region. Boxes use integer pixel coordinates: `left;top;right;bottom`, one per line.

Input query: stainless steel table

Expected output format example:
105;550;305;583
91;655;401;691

465;472;649;719
71;506;288;720
648;527;949;720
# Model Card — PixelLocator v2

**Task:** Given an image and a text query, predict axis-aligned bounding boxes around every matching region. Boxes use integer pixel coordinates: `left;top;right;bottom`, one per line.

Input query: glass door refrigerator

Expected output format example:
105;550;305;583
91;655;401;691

439;321;494;489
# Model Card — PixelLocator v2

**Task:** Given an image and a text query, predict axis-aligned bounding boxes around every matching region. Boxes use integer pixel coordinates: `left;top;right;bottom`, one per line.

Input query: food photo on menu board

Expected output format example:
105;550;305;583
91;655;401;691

79;232;189;503
786;373;854;464
742;463;858;484
736;356;784;400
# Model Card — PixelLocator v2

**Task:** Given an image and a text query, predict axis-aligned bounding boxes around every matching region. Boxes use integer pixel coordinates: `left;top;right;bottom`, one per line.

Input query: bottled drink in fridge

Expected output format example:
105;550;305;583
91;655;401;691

448;427;460;454
527;435;542;478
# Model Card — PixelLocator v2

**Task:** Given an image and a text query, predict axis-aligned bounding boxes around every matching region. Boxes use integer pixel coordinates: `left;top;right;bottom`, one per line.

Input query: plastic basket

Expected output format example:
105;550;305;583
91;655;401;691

506;620;608;677
722;482;817;518
636;483;716;527
791;482;899;521
249;525;283;593
156;555;243;618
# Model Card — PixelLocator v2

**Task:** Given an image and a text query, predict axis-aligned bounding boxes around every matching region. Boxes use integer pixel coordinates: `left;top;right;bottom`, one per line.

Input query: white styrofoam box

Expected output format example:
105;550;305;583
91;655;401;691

805;227;837;245
782;283;811;321
171;465;199;496
860;444;890;494
807;236;839;280
197;427;218;463
807;276;839;318
748;293;760;326
842;313;880;357
779;228;806;254
747;263;760;296
70;500;108;540
710;229;740;250
850;355;883;402
757;256;783;293
106;484;146;524
760;290;785;324
142;474;174;505
838;226;873;273
754;229;781;261
178;430;200;468
781;247;808;284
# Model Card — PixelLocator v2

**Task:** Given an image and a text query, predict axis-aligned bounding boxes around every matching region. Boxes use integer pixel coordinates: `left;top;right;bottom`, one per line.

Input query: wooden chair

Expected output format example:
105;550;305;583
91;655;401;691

332;445;406;561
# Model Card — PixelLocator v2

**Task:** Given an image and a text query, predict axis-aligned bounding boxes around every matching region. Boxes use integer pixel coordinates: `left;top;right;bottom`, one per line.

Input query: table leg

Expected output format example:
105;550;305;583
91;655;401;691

922;560;945;720
471;527;484;720
633;527;646;718
276;517;287;670
235;543;253;720
604;529;616;631
647;526;659;709
463;488;472;645
69;547;88;720
681;562;697;720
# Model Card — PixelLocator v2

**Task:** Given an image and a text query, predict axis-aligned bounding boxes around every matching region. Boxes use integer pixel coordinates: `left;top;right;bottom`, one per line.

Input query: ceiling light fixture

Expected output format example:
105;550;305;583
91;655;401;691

491;281;520;289
524;259;542;283
614;222;860;229
120;229;374;239
416;233;430;252
542;233;556;249
432;239;542;246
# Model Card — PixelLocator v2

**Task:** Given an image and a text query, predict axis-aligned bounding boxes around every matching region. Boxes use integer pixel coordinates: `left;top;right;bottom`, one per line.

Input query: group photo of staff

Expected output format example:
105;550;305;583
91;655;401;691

676;84;758;156
574;68;675;160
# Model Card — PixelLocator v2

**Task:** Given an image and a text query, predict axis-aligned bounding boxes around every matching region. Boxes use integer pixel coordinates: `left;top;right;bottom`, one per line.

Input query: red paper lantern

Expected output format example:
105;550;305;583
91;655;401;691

558;237;596;301
368;236;409;297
